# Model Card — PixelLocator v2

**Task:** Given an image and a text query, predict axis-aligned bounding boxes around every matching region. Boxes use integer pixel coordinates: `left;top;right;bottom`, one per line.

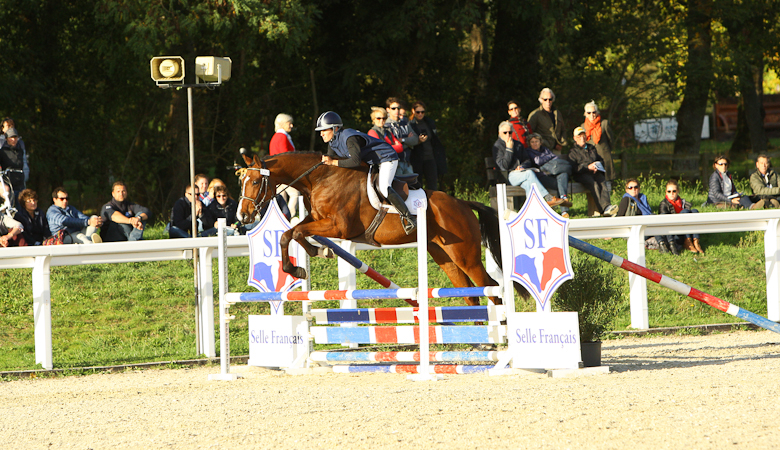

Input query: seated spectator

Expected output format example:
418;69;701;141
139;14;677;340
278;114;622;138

492;121;568;208
14;189;50;246
659;180;704;254
616;178;677;254
46;187;103;244
706;155;756;209
582;101;615;192
0;127;27;207
0;192;25;247
506;100;533;147
168;184;214;238
525;132;573;217
568;127;618;216
195;174;212;206
99;181;151;242
749;154;780;209
203;185;240;236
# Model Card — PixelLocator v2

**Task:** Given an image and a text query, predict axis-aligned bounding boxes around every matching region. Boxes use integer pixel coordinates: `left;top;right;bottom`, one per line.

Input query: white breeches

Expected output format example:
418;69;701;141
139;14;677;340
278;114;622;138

377;160;398;198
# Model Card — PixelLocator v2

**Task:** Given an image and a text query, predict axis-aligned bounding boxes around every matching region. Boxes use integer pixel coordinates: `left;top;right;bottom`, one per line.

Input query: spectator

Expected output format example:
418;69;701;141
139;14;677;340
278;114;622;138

749;154;780;208
194;174;211;206
616;178;677;254
527;88;566;153
269;113;295;155
385;97;417;176
659;180;704;253
525;132;573;218
204;185;240;236
492;122;568;209
506;100;533;147
46;187;103;244
99;181;151;242
368;106;404;157
168;184;214;238
207;178;229;199
582;101;615;190
0;118;29;189
0;191;25;247
568;127;618;217
14;189;50;245
409;101;447;191
0;127;27;206
706;155;756;209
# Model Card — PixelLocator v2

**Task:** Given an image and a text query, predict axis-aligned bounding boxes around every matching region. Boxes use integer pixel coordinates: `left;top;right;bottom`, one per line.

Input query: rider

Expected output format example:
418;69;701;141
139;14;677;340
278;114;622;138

316;111;417;234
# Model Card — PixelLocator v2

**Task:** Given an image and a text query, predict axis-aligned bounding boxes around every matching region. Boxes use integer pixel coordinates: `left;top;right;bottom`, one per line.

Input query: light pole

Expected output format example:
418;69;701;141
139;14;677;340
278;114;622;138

151;56;232;355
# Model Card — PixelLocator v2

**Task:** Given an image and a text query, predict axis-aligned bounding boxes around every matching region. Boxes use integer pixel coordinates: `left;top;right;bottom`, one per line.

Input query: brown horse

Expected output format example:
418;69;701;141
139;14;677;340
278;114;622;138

236;151;516;306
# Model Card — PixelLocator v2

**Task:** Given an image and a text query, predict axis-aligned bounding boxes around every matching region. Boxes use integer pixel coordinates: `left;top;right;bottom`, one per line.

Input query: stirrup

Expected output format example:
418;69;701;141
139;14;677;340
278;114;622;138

401;215;417;235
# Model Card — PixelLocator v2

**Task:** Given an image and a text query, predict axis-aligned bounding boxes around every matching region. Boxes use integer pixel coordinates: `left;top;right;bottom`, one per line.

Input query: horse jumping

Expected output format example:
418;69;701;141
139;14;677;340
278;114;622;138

236;150;516;305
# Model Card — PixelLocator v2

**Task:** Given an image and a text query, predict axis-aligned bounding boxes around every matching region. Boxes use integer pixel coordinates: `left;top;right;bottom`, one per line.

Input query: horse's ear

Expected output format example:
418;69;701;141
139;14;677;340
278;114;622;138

240;148;254;166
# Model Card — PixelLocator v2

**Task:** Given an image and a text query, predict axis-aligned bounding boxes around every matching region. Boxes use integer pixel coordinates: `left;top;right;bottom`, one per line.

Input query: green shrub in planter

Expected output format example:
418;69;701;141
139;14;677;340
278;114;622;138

552;253;625;342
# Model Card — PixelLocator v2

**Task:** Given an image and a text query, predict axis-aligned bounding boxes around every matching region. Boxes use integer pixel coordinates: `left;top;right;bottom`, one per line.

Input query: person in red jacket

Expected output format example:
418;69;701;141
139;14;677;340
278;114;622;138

269;113;295;155
367;107;403;155
506;99;533;147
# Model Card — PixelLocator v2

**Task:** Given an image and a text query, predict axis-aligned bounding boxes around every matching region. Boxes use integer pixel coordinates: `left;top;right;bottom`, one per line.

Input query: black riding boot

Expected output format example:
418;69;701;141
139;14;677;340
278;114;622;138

386;188;417;235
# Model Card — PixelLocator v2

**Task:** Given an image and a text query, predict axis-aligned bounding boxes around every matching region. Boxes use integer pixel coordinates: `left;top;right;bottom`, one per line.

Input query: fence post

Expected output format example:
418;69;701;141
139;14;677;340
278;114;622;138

198;247;216;357
33;255;53;370
628;225;649;329
765;219;780;322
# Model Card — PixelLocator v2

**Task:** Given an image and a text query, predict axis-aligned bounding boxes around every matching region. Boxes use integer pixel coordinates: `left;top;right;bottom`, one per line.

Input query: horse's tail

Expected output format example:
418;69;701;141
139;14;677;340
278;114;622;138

466;201;503;270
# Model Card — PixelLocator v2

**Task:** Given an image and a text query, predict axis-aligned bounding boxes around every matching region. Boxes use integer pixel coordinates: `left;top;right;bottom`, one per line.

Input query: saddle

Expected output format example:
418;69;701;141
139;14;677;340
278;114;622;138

362;167;424;246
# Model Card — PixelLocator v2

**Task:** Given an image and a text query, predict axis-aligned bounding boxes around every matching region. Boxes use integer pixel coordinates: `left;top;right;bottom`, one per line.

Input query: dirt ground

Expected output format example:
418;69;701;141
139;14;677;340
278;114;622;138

2;330;780;450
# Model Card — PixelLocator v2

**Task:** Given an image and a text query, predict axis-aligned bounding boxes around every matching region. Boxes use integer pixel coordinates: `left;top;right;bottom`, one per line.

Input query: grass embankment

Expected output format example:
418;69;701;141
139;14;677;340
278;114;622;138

0;140;774;371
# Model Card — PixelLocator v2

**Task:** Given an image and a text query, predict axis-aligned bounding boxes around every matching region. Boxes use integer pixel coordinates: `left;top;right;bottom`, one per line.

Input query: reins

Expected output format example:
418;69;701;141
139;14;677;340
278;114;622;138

237;158;324;219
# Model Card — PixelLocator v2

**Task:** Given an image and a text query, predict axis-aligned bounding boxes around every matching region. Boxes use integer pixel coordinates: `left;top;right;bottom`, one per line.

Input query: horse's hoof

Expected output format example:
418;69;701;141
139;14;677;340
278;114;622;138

293;267;308;280
317;247;335;259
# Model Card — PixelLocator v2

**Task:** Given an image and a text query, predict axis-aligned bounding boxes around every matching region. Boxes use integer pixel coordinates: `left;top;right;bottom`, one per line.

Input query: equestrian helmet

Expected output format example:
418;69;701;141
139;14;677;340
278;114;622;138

315;111;343;131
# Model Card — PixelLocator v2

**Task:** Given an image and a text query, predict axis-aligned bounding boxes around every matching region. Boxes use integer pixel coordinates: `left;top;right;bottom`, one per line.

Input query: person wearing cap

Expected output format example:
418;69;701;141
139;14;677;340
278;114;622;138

0;126;28;206
0;118;29;185
527;88;566;153
493;122;569;209
316;110;416;234
568;127;618;217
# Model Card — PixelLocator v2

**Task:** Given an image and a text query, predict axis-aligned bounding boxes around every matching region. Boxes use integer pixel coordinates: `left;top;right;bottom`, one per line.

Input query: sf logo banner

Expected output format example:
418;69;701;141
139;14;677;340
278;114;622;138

505;184;573;312
247;199;303;295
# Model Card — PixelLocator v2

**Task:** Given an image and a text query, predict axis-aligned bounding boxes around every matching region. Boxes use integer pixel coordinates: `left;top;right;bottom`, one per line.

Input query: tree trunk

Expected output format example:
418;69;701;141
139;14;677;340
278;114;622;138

673;0;713;174
741;63;768;155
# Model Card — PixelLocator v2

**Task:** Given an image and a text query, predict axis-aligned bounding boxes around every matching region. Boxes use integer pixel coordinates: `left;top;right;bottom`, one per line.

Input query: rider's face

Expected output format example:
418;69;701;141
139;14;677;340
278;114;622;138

320;128;335;143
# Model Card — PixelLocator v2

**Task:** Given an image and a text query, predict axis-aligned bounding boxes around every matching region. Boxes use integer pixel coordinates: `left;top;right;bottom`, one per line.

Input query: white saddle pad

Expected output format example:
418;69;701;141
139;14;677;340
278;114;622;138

365;173;428;215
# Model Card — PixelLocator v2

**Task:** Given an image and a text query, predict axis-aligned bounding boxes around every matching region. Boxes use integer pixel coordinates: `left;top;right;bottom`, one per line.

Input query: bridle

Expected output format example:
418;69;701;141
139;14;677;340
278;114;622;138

237;157;324;221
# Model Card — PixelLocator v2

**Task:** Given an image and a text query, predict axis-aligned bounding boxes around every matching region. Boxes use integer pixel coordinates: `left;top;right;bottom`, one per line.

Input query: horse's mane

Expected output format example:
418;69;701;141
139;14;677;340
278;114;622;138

263;151;370;174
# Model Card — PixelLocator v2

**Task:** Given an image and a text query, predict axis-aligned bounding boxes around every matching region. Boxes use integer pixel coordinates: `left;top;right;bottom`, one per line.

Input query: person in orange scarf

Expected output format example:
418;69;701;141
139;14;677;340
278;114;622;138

581;101;615;190
659;179;704;253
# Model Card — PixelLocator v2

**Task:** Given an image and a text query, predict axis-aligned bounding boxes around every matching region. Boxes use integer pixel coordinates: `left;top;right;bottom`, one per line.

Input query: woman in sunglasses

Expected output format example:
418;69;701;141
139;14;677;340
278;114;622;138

706;155;756;209
659;180;704;253
204;185;240;236
616;178;678;254
581;101;615;191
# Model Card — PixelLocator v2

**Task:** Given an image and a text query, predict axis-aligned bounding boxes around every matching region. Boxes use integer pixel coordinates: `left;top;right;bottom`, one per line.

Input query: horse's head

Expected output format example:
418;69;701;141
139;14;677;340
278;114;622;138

235;151;274;224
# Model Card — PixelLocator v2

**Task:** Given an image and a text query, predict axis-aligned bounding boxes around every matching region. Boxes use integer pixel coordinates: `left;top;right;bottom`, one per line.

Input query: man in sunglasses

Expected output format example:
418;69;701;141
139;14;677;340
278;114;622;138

527;88;567;154
46;187;103;244
385;97;418;176
168;184;214;238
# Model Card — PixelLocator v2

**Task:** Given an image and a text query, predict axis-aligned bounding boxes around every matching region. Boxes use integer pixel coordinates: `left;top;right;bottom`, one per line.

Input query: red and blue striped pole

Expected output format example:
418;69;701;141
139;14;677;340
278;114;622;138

311;235;418;306
569;236;780;334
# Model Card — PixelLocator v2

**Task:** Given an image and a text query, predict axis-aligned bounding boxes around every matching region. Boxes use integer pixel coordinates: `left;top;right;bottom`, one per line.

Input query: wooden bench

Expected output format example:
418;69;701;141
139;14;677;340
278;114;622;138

485;157;593;213
715;101;780;133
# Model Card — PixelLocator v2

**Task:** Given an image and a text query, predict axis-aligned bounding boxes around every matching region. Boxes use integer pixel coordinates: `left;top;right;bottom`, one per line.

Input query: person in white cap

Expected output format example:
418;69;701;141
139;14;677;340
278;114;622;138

568;127;617;217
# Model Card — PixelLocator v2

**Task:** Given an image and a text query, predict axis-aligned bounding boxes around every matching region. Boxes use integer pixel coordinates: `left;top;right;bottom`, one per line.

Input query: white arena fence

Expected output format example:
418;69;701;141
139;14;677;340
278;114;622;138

3;207;780;370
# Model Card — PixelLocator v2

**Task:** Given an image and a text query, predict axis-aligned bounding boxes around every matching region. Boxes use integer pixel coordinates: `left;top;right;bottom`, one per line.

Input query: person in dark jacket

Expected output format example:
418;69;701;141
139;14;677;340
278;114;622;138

659;179;703;253
0;127;26;207
409;101;447;191
168;184;214;238
568;127;617;216
616;178;677;254
99;181;151;242
203;185;240;236
749;155;780;208
706;155;756;209
317;110;416;235
13;189;50;246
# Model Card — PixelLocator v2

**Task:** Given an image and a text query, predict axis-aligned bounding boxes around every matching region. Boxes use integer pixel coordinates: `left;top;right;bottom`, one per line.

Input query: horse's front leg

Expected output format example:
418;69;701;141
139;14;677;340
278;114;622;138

280;217;344;279
288;215;329;258
280;228;309;279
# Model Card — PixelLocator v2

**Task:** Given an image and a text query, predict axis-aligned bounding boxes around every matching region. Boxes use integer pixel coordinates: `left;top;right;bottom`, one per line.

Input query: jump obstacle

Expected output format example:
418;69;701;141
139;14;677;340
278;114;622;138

211;185;780;380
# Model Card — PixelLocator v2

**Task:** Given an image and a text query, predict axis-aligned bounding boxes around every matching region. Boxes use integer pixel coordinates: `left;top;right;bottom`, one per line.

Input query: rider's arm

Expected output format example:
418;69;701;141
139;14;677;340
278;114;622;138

335;136;363;168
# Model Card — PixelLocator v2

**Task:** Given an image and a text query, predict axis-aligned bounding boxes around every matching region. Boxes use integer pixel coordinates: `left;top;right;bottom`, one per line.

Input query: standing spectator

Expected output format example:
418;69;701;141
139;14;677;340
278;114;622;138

385;97;418;176
659;180;704;253
581;101;616;190
368;107;403;156
569;127;618;217
616;179;676;254
168;184;214;238
99;181;151;242
0;118;29;188
269;113;295;155
46;187;103;244
492;122;568;208
706;155;756;209
506;100;533;147
749;155;780;208
194;174;211;206
527;88;566;154
525;133;573;217
409;101;447;191
204;185;240;236
0;127;27;206
14;189;50;246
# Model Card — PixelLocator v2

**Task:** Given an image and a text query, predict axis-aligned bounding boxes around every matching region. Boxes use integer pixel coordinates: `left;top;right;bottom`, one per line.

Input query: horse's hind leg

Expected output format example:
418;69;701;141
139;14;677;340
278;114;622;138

427;243;481;306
